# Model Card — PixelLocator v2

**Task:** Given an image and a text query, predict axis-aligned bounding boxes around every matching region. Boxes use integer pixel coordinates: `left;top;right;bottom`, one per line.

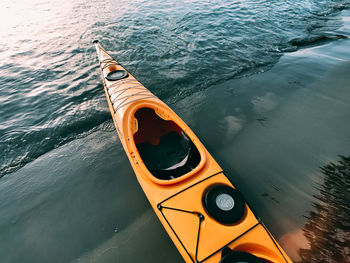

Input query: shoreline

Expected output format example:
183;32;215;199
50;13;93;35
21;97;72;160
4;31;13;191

173;10;350;262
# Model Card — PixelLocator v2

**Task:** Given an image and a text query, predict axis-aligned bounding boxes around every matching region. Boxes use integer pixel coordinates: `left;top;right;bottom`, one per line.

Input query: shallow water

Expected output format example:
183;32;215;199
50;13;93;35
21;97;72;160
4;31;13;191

0;0;350;262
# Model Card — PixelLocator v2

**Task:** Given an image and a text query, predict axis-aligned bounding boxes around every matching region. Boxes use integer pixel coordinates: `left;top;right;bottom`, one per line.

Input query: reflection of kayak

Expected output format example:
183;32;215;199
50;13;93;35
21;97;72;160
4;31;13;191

93;40;292;263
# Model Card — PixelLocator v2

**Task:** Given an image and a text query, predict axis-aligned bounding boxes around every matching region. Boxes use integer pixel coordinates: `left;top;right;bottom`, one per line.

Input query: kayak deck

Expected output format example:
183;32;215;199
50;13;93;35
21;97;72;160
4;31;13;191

93;40;292;263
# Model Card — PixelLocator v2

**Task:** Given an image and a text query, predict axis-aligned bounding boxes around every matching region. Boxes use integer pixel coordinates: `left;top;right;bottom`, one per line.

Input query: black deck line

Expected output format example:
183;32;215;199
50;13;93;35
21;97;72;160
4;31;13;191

159;208;195;262
161;206;200;215
160;205;203;262
157;171;262;262
159;170;224;205
157;171;223;262
195;215;204;262
161;202;261;263
261;222;289;263
158;170;290;262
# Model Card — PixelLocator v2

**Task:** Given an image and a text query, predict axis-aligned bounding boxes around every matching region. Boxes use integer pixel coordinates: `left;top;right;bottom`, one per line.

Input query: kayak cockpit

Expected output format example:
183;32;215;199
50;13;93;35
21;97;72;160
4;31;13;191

133;108;201;180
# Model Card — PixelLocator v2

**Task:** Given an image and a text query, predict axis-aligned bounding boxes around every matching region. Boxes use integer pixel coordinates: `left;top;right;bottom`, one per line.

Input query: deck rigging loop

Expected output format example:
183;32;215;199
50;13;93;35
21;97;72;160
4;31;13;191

108;79;140;94
105;78;157;112
157;204;204;263
114;95;157;111
110;86;147;101
100;57;119;69
111;91;153;104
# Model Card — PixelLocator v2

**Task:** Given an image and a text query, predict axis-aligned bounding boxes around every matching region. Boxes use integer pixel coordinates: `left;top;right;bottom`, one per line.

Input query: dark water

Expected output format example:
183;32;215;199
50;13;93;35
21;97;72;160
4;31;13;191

1;0;350;262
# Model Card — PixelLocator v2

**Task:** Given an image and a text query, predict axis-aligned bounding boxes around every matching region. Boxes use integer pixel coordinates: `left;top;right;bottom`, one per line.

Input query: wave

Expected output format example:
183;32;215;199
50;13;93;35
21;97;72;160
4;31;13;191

289;33;348;48
0;111;112;178
1;0;349;178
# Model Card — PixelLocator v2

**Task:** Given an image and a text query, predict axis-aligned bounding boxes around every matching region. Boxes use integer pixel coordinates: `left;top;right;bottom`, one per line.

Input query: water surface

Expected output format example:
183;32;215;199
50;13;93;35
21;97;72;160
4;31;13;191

0;0;350;262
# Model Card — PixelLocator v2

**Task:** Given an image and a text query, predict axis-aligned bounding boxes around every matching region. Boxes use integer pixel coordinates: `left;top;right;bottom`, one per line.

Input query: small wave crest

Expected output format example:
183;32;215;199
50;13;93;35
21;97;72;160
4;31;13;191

0;110;113;178
289;33;348;48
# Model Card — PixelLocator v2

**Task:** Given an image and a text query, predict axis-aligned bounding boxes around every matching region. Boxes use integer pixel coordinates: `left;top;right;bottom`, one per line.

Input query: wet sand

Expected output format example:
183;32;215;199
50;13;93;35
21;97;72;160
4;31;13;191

174;16;350;261
1;12;350;263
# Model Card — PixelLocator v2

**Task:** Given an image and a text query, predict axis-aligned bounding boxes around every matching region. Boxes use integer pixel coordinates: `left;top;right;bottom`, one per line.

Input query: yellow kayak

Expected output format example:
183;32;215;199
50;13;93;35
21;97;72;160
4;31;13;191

93;40;292;263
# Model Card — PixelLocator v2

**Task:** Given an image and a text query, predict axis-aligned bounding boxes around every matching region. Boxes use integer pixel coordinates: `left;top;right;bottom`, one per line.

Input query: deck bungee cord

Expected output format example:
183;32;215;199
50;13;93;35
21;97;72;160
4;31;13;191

93;40;293;263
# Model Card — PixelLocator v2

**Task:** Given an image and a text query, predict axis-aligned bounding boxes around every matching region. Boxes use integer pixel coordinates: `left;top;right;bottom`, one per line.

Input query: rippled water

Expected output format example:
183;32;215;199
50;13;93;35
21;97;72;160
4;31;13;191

1;0;350;262
0;0;349;177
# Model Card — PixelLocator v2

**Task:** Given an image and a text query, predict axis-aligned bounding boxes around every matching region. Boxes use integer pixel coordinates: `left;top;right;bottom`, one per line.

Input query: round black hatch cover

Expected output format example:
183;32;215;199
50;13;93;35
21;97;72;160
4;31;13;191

203;184;246;225
106;70;129;81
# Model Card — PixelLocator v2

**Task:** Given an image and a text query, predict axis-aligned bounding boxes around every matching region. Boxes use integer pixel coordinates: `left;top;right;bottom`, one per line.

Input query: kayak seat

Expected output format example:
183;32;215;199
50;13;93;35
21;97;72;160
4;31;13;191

137;131;200;180
133;107;201;180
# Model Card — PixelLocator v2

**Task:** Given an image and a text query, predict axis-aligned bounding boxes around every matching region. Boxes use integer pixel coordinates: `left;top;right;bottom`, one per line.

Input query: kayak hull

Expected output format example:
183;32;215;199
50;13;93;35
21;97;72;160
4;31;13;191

93;41;292;263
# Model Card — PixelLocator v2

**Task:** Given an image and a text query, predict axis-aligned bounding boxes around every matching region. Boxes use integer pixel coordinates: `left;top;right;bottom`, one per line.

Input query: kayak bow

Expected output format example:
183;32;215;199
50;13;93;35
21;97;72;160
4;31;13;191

93;40;292;263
